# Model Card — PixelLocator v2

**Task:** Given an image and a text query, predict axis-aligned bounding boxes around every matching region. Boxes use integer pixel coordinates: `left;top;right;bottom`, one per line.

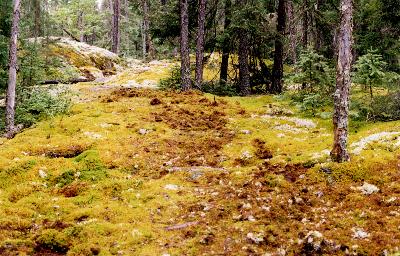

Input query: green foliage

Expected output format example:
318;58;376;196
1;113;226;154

355;0;400;71
53;151;108;188
354;49;387;88
159;65;239;96
0;0;11;90
74;150;108;181
290;48;335;93
201;81;239;96
159;65;182;91
13;87;71;129
35;229;69;253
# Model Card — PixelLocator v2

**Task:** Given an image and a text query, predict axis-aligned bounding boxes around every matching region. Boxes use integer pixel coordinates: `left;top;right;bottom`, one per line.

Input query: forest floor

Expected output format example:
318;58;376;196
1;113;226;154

0;59;400;256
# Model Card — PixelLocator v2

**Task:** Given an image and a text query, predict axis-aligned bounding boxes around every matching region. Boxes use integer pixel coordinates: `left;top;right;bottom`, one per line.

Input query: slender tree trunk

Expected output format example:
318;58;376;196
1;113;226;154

271;0;286;94
111;0;120;54
286;0;296;64
33;0;41;38
195;0;207;89
142;0;155;59
314;0;323;51
331;0;353;162
180;0;191;91
238;0;250;95
238;34;250;95
5;0;21;138
77;11;85;42
220;0;231;82
142;22;146;58
302;0;308;48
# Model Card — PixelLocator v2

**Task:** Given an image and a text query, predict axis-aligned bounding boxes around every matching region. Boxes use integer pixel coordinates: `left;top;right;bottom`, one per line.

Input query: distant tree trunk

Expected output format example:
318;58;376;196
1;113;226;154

142;22;146;58
195;0;207;89
180;0;191;91
220;0;231;82
5;0;21;139
111;0;120;54
238;0;250;95
142;0;155;59
238;35;250;95
271;0;286;94
77;11;85;42
286;0;296;64
331;0;353;162
33;0;41;38
314;0;323;51
302;0;308;48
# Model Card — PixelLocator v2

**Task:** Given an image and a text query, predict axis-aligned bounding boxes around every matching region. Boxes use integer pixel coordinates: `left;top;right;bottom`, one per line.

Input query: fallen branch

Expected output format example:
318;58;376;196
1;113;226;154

165;221;199;231
40;77;93;85
62;28;81;42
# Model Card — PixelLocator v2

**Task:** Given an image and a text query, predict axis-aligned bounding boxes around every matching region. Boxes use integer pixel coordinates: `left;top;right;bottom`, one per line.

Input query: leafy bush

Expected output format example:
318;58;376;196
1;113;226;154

201;81;239;96
160;65;239;96
288;48;335;94
368;92;400;121
159;65;182;91
14;87;71;128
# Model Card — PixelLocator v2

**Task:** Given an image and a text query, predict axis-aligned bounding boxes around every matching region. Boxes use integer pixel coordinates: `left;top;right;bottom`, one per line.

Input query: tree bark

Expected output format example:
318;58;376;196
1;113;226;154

220;0;231;82
111;0;120;54
238;0;250;95
331;0;353;162
302;0;309;48
195;0;207;89
180;0;191;91
5;0;21;139
271;0;286;94
286;0;296;64
33;0;41;38
314;0;323;51
142;0;155;60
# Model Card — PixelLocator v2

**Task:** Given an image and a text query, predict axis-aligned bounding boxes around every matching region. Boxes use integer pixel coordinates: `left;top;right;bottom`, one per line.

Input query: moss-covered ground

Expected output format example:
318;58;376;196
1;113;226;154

0;61;399;256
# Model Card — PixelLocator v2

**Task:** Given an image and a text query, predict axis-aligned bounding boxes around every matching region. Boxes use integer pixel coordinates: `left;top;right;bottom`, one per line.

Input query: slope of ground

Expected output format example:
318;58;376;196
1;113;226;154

0;61;399;255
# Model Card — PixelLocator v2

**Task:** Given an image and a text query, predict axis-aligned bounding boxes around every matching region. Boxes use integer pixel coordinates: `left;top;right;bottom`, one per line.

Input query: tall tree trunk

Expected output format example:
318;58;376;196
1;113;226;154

314;0;323;51
142;0;155;59
195;0;207;89
77;11;85;42
111;0;120;54
180;0;191;91
271;0;286;94
33;0;41;38
220;0;231;82
302;0;308;48
238;0;250;95
5;0;21;139
286;0;296;64
238;34;250;95
331;0;353;162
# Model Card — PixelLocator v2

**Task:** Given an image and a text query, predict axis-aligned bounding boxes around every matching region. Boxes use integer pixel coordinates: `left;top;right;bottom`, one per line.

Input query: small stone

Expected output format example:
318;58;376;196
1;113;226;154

242;203;252;209
247;215;256;222
138;129;148;135
246;232;264;244
357;182;379;195
164;184;179;191
241;151;252;160
240;130;252;135
38;169;47;179
352;228;369;239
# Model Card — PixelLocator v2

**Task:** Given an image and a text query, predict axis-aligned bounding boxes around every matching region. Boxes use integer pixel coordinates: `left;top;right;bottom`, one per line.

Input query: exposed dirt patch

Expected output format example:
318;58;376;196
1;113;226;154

168;160;400;255
58;182;87;197
252;139;273;160
33;144;90;158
